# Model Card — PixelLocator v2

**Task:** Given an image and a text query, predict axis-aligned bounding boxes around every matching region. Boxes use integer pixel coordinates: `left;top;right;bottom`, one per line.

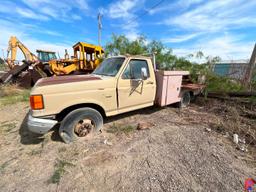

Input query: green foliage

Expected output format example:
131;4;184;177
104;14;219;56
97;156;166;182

248;96;256;103
205;73;244;93
105;34;207;73
105;34;147;56
105;34;177;69
107;123;136;135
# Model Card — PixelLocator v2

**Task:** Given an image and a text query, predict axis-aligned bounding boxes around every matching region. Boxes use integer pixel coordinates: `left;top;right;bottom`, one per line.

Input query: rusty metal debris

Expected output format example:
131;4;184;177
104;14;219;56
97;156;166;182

137;121;154;130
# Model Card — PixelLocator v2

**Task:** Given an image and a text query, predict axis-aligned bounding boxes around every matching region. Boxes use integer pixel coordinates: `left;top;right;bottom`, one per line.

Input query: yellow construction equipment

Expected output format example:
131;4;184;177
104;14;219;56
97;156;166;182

6;36;38;69
1;37;104;87
1;36;57;87
49;42;104;75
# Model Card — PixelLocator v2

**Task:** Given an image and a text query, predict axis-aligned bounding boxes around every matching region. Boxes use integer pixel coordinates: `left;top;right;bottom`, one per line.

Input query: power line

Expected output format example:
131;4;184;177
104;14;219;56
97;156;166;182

125;0;165;26
102;0;165;31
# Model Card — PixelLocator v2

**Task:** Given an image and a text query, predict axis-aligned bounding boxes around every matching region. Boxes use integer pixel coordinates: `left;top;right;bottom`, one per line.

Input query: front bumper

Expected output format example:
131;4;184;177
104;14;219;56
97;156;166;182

27;113;58;134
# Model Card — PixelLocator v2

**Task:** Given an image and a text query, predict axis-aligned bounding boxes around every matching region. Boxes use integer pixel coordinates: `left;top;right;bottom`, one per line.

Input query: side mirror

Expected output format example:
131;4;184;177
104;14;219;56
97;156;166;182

141;67;148;80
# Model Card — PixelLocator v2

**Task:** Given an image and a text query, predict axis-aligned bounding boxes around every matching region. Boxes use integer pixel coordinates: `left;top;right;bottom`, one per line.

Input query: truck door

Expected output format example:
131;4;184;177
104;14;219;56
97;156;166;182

117;59;156;112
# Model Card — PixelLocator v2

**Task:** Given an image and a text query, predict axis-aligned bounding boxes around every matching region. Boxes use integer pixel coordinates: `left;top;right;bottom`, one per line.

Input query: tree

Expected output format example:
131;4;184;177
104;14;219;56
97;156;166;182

105;34;179;70
196;51;204;59
105;34;147;56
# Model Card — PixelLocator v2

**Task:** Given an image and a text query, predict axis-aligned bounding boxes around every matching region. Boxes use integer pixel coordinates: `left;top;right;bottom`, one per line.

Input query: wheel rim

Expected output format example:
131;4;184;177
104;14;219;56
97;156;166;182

74;118;94;137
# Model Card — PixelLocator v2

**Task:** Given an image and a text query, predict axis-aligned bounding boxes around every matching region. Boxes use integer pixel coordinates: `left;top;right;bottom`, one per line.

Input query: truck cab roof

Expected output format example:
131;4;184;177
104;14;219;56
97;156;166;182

108;55;151;60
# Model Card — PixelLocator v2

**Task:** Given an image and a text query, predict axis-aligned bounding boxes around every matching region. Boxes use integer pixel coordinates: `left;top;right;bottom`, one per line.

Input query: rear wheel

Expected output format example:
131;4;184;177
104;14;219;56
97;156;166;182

59;107;103;144
179;91;191;108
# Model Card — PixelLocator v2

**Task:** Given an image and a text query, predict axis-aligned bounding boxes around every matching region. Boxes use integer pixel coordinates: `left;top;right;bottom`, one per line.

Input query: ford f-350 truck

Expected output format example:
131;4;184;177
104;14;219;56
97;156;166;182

28;55;204;143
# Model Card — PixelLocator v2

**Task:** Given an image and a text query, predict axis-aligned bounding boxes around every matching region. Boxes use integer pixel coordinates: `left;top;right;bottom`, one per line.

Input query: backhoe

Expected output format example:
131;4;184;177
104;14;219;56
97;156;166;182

1;36;57;87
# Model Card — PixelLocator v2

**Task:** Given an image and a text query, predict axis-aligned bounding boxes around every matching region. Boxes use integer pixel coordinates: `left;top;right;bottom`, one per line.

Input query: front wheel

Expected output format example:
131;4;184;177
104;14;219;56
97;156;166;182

59;107;103;144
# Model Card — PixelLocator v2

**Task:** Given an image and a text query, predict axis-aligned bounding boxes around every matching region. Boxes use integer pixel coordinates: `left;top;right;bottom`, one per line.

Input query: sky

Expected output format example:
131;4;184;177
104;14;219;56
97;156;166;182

0;0;255;61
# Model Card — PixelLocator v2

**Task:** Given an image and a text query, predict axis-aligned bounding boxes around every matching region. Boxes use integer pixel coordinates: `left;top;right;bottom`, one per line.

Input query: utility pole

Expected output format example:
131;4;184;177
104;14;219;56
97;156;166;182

243;43;256;87
97;13;102;46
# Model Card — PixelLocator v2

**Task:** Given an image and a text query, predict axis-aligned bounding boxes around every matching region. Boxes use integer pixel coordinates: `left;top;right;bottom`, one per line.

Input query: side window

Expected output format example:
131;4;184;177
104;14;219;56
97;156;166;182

122;59;150;79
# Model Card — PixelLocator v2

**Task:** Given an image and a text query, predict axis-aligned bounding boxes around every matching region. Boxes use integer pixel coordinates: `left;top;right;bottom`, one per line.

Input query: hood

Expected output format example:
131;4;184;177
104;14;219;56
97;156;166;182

31;74;116;95
36;74;102;87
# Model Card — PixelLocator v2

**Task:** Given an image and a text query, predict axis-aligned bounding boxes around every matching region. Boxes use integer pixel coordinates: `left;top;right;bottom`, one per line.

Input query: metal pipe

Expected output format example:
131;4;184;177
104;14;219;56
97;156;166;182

152;52;157;71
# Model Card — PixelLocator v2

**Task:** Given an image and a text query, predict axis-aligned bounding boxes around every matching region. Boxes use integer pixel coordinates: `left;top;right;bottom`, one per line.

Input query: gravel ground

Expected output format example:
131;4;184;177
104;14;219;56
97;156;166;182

0;100;255;192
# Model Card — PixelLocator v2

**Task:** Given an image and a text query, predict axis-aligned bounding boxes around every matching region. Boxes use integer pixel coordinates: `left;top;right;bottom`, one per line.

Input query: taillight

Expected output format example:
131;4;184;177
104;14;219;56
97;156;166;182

30;95;44;110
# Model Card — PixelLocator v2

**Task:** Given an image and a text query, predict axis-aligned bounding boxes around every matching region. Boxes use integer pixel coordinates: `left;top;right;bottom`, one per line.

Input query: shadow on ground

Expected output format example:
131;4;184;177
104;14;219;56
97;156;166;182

104;105;173;124
19;112;62;145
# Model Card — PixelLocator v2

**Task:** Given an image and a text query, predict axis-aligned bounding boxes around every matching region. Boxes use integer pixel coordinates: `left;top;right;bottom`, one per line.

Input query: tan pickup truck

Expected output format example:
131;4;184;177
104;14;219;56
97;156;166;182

28;55;204;143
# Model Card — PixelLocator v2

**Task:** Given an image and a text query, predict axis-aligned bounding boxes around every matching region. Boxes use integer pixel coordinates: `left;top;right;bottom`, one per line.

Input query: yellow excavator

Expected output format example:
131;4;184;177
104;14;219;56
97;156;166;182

49;42;104;75
6;36;38;69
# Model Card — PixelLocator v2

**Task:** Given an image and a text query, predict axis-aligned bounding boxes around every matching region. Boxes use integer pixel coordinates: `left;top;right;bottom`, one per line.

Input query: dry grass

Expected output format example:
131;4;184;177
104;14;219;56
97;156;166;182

185;98;256;148
0;122;17;134
0;84;30;106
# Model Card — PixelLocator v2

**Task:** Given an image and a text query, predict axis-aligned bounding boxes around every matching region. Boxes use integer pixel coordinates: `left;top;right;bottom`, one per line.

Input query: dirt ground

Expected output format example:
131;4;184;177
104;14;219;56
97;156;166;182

0;98;255;192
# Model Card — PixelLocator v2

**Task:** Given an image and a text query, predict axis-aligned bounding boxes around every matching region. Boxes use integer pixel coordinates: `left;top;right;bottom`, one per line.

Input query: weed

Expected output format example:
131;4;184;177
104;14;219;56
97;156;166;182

0;85;30;106
0;161;9;173
58;147;67;153
107;123;136;135
249;96;256;104
49;159;74;184
0;158;16;174
29;149;42;156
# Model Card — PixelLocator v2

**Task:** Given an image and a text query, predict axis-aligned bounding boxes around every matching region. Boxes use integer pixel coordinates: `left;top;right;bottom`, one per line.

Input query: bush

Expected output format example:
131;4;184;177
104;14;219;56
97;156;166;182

206;73;244;93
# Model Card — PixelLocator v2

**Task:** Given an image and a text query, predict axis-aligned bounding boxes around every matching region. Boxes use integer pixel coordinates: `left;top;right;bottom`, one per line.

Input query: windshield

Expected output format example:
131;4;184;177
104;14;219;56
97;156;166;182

38;52;57;62
93;57;125;76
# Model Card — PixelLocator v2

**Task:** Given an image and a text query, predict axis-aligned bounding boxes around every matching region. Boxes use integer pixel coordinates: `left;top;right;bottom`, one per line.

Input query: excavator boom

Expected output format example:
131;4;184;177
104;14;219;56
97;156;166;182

6;36;38;69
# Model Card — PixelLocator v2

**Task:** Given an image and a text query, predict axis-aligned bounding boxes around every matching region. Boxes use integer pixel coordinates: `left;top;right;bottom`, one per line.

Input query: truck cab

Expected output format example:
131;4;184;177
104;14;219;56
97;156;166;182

28;55;157;143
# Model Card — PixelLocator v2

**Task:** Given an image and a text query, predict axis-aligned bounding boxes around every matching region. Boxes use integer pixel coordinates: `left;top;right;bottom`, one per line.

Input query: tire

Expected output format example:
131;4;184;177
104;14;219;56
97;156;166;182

179;91;191;108
59;107;103;144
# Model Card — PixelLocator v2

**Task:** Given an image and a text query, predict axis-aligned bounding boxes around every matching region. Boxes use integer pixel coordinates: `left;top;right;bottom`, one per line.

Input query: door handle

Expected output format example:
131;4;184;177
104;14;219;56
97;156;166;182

147;81;154;85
